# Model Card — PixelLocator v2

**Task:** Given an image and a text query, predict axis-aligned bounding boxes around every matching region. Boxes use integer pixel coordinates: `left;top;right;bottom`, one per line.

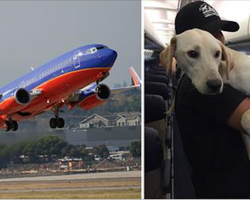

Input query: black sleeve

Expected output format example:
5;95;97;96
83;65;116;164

177;75;248;124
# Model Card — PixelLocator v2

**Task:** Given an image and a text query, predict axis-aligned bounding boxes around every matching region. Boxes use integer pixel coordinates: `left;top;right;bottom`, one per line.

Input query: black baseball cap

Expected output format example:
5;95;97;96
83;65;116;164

175;1;239;34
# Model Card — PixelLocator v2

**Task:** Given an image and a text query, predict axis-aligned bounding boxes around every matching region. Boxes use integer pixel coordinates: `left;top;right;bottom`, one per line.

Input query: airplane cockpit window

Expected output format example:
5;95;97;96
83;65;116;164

85;46;108;55
86;47;98;55
96;46;108;50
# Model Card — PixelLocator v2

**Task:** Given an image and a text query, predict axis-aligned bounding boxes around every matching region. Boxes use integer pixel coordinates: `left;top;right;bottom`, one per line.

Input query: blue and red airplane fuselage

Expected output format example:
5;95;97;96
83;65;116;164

0;44;117;131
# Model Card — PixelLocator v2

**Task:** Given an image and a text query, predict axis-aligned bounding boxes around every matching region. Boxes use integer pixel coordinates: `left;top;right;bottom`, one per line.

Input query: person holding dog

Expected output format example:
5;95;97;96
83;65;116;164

173;1;250;198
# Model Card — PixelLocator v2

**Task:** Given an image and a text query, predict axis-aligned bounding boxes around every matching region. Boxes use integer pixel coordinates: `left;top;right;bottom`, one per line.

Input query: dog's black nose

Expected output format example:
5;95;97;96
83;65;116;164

206;79;222;93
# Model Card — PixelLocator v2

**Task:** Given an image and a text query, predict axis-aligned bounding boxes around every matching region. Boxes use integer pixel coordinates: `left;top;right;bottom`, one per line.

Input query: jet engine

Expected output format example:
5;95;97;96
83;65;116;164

0;88;30;114
78;84;110;110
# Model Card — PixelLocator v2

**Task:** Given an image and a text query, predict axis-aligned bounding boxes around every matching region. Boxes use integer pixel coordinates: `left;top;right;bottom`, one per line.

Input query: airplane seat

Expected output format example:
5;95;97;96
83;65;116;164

145;127;172;199
145;126;164;199
150;66;166;72
145;58;158;72
145;82;171;139
145;94;168;158
145;74;169;87
145;74;171;104
145;82;170;101
148;64;167;73
154;65;166;71
145;94;166;124
150;71;168;77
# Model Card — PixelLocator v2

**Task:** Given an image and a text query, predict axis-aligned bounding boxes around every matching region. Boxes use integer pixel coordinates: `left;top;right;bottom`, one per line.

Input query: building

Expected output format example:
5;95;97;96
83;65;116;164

79;114;109;129
79;112;141;129
116;113;141;127
66;125;141;149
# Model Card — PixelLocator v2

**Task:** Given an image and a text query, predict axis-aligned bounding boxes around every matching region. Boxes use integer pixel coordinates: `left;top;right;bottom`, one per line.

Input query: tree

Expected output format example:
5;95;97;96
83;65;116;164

69;146;81;158
130;141;141;158
0;135;89;166
23;141;38;163
36;135;67;160
123;81;128;87
61;144;75;158
93;144;109;158
79;145;88;159
8;143;27;163
0;143;9;168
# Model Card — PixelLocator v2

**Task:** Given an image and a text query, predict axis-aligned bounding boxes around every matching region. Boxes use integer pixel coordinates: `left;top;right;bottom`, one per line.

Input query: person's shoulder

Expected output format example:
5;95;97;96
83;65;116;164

177;74;244;97
176;73;247;106
177;74;194;93
175;74;196;105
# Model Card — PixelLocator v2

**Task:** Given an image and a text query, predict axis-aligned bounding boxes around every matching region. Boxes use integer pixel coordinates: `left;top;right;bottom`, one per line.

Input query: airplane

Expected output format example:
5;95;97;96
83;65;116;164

0;44;122;132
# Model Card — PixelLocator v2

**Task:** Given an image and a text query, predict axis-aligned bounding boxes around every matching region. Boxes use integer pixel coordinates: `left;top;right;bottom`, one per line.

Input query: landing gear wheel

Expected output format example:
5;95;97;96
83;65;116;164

50;118;57;129
3;121;11;132
56;118;65;128
51;105;65;129
11;121;18;131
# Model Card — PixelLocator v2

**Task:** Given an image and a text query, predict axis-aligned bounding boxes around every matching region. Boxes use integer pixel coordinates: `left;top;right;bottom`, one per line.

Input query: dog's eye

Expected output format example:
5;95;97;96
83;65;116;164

187;50;199;58
214;51;220;58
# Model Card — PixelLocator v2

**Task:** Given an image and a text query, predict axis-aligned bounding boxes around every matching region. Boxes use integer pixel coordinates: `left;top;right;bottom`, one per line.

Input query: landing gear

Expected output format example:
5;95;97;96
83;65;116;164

3;120;18;132
50;117;65;129
50;106;65;129
3;121;11;132
50;118;57;129
56;118;65;128
11;121;18;131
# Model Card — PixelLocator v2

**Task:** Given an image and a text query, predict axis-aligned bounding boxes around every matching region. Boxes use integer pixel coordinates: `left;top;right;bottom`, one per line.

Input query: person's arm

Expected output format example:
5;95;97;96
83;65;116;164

227;98;250;133
178;75;249;133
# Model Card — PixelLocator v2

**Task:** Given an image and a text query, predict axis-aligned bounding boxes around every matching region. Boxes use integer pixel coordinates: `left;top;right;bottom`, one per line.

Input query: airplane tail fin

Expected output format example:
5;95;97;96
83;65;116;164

129;66;141;86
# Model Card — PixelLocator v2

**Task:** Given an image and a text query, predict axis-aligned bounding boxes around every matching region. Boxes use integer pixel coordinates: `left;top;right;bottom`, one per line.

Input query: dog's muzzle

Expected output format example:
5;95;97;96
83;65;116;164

206;79;222;93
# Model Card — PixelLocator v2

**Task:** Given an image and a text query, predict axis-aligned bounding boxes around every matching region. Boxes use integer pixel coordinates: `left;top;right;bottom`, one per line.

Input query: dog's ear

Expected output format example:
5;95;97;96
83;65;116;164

160;36;177;75
220;43;234;80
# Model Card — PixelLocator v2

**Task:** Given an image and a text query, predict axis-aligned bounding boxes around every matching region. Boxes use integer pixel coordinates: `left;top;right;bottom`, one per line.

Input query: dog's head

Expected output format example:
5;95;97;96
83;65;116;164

161;28;234;95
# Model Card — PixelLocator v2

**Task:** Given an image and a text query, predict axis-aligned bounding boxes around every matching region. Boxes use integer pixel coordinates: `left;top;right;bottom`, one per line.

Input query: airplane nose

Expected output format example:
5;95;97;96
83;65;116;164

102;49;118;67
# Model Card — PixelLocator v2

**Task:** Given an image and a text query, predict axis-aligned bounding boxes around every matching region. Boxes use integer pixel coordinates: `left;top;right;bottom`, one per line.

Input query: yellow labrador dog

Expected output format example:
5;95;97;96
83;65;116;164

161;28;250;158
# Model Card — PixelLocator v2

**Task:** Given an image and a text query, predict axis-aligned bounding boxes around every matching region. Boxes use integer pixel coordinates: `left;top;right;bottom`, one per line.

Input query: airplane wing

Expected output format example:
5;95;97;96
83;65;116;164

66;66;141;110
66;82;108;110
111;66;141;94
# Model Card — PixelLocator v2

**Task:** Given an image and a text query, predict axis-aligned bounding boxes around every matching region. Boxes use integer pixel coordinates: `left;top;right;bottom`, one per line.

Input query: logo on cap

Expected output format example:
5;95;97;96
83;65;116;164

199;3;219;18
